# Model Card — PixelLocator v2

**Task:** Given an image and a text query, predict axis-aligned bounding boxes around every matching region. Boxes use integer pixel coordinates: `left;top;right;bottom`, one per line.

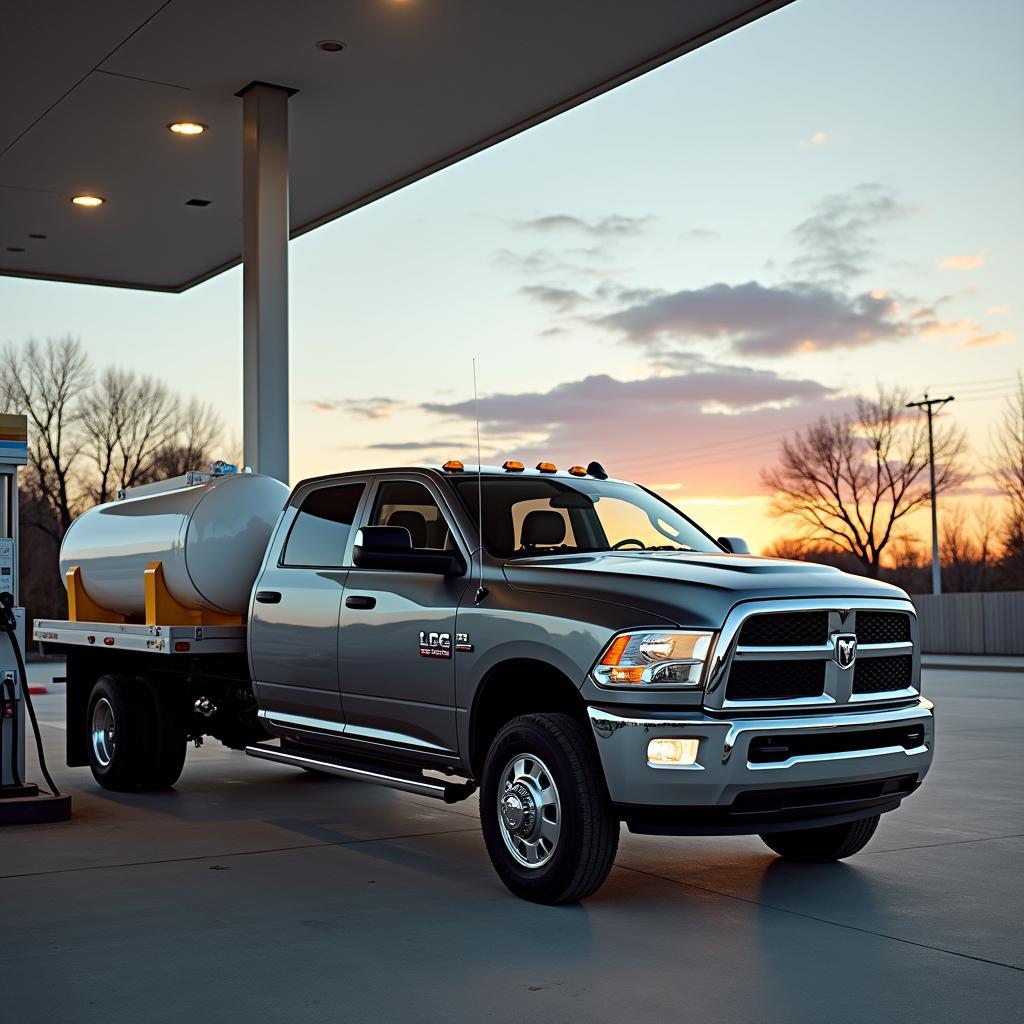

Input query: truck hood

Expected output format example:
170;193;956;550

502;551;907;630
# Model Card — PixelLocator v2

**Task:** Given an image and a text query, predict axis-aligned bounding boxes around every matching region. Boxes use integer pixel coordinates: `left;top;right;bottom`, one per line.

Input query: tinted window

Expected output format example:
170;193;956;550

370;480;454;551
452;477;719;558
283;483;365;566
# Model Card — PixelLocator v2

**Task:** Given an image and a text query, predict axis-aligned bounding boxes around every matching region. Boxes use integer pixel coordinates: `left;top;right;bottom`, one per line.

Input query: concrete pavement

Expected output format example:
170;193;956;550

2;664;1022;1023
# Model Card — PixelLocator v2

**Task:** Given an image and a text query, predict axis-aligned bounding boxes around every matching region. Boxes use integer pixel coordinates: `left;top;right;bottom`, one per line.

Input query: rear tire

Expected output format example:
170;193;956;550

86;675;185;791
142;682;187;789
480;713;619;904
760;814;881;862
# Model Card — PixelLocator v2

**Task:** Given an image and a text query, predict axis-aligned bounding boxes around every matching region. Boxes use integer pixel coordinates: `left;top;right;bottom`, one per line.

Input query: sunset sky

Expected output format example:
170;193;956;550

2;0;1021;553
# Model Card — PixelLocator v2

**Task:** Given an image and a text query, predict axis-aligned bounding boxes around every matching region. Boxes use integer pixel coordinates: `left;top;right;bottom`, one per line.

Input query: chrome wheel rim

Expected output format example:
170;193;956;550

91;697;116;767
497;753;561;869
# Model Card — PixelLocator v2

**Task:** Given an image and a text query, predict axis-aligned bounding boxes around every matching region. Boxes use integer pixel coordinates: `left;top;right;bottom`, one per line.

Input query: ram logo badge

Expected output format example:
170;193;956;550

833;633;857;669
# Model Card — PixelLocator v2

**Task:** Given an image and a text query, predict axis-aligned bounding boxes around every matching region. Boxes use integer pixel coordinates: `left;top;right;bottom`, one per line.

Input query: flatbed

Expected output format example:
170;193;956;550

34;620;246;656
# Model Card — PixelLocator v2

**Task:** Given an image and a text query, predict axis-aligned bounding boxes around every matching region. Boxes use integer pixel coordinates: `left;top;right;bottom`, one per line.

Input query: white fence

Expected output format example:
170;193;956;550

911;591;1024;655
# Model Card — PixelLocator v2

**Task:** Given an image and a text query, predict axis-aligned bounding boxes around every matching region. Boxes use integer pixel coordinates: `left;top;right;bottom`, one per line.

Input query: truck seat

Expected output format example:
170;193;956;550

387;510;428;548
520;510;566;548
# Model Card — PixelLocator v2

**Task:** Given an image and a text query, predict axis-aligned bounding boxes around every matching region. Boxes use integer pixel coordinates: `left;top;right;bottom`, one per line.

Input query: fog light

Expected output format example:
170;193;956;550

647;738;699;766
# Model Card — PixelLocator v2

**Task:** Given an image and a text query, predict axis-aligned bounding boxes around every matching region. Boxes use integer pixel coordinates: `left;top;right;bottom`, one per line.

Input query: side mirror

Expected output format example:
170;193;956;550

718;535;750;555
353;526;466;576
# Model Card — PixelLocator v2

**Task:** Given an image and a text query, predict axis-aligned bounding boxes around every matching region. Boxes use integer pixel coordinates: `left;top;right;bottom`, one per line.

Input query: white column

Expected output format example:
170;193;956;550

240;82;292;483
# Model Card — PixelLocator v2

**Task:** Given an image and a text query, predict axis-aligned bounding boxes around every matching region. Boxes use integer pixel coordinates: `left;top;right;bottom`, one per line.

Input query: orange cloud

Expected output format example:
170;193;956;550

957;330;1016;349
918;319;980;338
988;305;1009;314
809;131;828;146
940;252;984;270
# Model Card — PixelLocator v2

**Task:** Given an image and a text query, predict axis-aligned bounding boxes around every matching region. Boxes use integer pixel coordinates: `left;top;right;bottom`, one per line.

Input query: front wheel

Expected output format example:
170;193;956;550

480;713;619;904
760;814;881;862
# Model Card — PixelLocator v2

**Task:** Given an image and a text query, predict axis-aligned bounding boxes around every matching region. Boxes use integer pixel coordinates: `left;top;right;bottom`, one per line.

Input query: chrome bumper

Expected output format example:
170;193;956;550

588;698;934;809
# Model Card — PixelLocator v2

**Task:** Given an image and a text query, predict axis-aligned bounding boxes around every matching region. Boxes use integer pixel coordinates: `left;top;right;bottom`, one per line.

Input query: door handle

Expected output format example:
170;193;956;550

345;595;376;610
255;590;282;604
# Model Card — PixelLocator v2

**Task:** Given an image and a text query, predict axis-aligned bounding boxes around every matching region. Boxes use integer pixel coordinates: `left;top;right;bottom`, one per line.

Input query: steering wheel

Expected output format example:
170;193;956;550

611;538;646;550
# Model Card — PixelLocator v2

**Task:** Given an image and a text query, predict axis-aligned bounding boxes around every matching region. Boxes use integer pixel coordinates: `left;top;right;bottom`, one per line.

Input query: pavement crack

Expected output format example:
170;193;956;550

860;832;1024;855
0;826;479;881
615;863;1024;974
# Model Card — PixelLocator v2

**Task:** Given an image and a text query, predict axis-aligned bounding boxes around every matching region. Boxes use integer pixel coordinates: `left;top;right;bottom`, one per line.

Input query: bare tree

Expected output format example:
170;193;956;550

147;397;224;479
940;502;996;592
81;368;179;503
988;374;1024;582
0;336;91;536
762;388;966;577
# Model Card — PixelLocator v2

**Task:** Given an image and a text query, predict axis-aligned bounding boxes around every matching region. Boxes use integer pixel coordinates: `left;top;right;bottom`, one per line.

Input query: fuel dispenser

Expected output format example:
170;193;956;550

0;412;70;824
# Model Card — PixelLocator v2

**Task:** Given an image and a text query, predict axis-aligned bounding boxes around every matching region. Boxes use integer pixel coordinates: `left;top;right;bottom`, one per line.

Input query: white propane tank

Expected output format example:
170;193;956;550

60;472;290;617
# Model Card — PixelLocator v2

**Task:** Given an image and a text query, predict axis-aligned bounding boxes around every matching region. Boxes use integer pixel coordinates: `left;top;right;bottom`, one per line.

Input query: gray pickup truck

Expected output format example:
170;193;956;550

37;462;934;903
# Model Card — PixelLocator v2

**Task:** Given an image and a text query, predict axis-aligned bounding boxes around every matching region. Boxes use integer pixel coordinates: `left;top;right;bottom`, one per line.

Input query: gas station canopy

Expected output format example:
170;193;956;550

2;0;789;293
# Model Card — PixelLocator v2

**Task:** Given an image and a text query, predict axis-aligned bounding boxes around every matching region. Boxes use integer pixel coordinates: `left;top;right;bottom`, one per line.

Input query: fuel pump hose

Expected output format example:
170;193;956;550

0;593;60;798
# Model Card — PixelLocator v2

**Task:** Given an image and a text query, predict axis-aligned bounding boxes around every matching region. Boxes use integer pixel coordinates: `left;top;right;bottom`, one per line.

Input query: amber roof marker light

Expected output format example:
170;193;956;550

71;195;104;207
168;122;207;136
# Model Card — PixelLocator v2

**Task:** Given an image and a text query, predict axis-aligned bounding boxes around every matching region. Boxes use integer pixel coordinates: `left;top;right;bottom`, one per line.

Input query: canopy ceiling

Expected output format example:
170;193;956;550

1;0;791;292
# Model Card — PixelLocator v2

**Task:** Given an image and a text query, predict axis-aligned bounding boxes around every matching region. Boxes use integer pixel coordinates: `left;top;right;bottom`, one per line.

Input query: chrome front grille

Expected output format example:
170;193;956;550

737;611;828;647
853;654;913;694
726;659;826;701
856;611;912;645
705;599;920;711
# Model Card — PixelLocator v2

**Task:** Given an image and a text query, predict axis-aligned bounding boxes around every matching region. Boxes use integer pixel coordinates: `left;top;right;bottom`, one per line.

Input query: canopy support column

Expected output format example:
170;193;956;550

239;81;293;483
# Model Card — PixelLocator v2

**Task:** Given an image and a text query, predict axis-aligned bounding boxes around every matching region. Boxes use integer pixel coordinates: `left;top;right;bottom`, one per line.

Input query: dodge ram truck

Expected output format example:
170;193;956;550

36;461;934;903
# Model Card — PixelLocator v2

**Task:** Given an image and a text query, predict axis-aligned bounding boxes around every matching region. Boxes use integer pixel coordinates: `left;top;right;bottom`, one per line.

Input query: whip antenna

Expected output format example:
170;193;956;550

473;358;488;603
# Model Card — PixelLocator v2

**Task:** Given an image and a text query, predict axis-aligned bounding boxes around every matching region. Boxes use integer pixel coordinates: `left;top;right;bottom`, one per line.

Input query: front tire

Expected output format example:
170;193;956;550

480;713;619;904
760;814;881;862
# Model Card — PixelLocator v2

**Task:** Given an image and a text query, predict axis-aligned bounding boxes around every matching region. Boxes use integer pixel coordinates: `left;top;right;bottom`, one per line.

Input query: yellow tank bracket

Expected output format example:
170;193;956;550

66;566;126;624
144;562;244;627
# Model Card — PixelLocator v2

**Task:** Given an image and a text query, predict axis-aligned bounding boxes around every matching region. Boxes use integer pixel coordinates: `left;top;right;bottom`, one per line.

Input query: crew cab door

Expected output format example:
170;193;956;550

249;478;370;733
337;474;470;756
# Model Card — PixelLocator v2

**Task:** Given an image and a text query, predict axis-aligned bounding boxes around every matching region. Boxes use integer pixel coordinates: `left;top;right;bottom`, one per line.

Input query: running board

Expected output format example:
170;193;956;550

245;743;478;804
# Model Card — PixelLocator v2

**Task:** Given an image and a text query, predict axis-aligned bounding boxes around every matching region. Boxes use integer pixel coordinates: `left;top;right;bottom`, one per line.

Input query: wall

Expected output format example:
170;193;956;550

911;592;1024;655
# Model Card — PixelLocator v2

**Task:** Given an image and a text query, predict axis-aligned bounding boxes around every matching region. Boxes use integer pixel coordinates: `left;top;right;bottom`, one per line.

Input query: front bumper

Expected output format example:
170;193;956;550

588;697;934;834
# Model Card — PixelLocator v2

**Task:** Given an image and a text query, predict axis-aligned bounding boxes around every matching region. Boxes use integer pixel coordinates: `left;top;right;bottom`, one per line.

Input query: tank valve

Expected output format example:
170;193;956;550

194;696;217;718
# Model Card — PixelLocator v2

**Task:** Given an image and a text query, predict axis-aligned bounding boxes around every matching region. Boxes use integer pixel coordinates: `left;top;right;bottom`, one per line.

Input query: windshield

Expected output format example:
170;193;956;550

452;476;721;559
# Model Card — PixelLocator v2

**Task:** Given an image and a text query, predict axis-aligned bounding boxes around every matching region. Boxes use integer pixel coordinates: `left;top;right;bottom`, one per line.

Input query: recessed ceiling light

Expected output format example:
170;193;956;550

169;122;207;136
316;39;345;52
71;195;104;207
185;198;211;207
6;247;25;253
28;233;47;240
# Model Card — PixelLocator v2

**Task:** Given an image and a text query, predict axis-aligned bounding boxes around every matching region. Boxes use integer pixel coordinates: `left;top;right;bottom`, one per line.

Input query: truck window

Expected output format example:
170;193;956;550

451;476;720;558
282;483;365;567
370;480;454;551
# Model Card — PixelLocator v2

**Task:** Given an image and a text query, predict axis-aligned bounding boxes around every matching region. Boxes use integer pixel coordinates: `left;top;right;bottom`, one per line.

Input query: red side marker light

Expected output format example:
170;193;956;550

87;635;96;645
174;641;191;653
103;637;115;646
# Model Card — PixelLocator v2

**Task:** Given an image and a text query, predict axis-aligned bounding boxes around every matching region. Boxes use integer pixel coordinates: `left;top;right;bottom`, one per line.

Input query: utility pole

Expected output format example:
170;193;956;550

906;393;955;595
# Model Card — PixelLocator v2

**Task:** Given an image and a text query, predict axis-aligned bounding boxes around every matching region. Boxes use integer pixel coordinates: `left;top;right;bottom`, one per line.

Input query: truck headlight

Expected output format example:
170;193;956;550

592;630;714;689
